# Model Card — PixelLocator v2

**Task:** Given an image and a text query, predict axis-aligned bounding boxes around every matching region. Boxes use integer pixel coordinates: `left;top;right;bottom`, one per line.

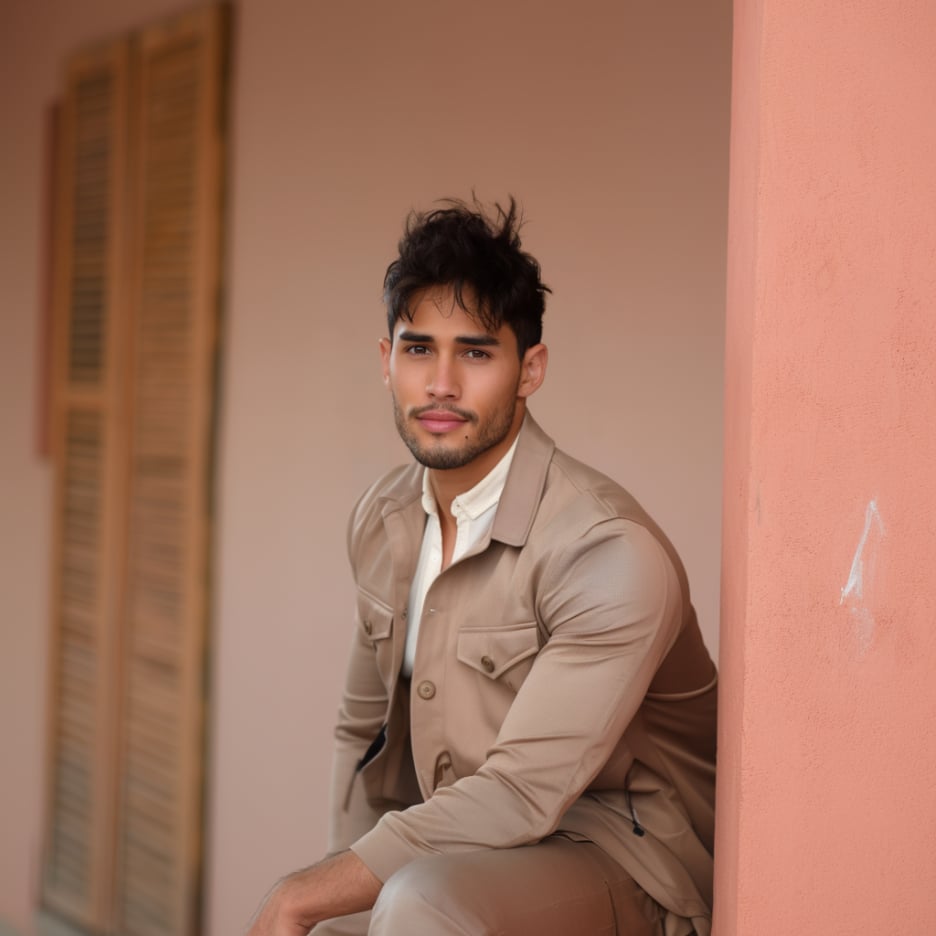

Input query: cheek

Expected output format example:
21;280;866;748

388;365;422;399
484;371;522;404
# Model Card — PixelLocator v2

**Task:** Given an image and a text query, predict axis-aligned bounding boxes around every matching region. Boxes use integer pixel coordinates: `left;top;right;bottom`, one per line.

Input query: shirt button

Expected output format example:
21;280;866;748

416;680;436;700
481;655;495;673
362;620;372;635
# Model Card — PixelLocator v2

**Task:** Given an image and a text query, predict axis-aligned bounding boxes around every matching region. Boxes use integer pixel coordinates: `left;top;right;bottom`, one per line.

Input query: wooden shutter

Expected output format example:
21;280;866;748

42;40;131;930
114;8;227;936
43;7;228;935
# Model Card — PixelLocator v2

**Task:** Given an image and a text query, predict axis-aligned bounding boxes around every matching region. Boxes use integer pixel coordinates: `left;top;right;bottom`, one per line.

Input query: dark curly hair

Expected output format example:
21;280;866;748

383;197;550;358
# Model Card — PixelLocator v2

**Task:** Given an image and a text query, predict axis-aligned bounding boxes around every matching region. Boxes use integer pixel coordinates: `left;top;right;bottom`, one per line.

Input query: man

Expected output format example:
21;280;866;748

249;200;717;935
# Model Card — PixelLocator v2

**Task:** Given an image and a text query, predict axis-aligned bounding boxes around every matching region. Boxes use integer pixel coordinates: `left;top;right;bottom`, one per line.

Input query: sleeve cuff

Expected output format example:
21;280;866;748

350;812;428;883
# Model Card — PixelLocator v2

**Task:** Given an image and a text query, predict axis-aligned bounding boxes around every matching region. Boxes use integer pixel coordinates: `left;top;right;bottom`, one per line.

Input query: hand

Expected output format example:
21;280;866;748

247;851;382;936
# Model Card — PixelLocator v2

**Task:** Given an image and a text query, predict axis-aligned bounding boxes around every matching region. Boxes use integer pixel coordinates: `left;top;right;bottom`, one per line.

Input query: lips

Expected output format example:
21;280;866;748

414;408;472;434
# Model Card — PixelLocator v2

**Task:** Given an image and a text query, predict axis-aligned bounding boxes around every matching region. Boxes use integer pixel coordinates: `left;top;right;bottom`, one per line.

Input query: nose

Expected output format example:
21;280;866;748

426;355;459;400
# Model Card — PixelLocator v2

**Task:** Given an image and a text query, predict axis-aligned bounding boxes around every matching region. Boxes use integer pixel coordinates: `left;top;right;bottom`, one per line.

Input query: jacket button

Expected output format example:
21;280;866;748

363;619;372;635
416;680;436;700
481;655;495;673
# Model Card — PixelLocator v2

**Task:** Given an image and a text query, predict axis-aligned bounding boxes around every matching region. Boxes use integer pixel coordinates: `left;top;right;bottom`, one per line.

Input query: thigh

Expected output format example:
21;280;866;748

370;835;664;936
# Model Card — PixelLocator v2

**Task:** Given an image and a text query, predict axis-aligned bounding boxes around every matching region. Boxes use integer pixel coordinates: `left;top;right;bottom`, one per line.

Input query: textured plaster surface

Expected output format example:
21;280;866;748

716;0;936;932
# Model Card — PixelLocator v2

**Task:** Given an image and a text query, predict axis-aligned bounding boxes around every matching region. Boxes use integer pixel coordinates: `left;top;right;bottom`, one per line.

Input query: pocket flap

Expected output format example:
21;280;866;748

356;589;393;641
456;623;539;679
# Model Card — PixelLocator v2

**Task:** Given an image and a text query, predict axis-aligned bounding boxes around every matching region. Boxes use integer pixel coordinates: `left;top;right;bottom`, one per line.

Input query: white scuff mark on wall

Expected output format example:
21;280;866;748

840;498;884;605
850;606;875;651
840;498;885;655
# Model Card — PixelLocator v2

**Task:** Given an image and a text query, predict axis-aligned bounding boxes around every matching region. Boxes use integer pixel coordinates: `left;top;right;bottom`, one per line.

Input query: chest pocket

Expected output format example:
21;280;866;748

456;622;540;693
356;588;395;684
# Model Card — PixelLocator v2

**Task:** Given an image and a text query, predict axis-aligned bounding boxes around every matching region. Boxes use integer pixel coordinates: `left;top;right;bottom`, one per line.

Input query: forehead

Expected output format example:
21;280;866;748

397;285;507;340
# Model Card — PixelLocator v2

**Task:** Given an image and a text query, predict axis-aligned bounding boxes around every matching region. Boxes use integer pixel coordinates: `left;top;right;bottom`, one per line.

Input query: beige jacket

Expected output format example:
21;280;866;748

328;414;717;935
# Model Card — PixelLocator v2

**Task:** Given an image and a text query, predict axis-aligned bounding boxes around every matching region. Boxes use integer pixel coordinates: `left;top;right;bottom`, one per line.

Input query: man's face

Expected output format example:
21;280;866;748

379;285;546;480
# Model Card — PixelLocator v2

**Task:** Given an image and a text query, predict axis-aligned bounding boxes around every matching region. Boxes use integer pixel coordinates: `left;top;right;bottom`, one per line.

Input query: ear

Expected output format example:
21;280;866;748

378;337;392;388
517;343;548;399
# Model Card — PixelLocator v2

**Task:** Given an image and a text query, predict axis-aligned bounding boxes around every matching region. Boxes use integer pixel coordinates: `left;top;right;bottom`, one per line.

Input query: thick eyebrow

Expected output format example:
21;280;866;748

455;335;501;347
397;330;501;348
397;331;434;343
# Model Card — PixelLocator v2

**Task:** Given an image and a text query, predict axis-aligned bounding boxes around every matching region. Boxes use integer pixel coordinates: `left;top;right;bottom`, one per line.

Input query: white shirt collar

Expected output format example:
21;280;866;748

420;432;521;522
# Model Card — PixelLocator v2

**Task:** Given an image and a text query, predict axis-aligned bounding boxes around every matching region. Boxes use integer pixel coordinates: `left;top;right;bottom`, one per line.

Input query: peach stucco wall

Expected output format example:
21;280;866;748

0;1;729;934
716;0;936;932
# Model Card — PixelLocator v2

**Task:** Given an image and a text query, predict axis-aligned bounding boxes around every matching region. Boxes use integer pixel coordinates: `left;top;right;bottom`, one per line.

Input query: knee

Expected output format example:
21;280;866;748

370;857;471;935
372;857;442;917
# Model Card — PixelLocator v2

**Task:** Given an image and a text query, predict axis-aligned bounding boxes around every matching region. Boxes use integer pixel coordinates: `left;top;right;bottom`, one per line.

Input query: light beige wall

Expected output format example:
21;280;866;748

208;2;729;932
0;1;730;933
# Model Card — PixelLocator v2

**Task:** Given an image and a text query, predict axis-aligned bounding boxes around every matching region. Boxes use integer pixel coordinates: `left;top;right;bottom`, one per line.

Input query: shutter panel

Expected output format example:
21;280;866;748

115;8;227;936
43;41;131;930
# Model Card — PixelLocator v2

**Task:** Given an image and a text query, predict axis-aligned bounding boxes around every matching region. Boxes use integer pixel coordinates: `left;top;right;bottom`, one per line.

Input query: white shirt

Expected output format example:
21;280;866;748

401;435;520;678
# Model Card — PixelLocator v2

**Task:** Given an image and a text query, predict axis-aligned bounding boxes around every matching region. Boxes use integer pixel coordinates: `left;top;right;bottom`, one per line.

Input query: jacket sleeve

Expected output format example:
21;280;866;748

350;518;685;882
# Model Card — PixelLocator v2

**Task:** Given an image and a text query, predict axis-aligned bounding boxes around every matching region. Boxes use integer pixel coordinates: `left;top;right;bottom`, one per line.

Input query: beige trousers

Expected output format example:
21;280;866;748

312;836;664;936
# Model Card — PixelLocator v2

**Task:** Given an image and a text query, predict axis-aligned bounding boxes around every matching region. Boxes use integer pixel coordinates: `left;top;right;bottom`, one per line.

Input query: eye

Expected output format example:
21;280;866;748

464;348;491;360
403;344;431;356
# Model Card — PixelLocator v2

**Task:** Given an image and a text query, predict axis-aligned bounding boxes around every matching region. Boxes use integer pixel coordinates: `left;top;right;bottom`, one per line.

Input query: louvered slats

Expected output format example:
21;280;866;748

68;75;112;385
47;413;101;903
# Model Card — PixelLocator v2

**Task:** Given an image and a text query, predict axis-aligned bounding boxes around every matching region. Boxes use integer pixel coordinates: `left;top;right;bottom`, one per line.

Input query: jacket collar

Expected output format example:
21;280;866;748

376;411;556;549
490;412;555;547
